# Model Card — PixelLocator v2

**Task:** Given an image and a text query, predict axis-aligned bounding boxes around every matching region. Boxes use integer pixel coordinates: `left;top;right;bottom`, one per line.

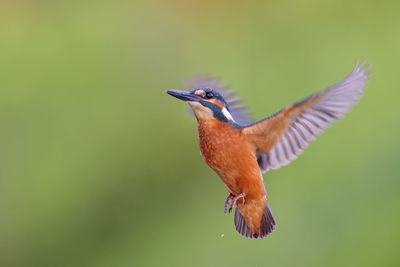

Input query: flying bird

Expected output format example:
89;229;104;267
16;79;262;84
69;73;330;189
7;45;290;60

166;60;370;239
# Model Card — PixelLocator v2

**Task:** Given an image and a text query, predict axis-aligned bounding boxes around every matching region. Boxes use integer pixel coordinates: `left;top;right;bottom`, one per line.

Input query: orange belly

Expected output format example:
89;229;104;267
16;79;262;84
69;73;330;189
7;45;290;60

198;118;267;233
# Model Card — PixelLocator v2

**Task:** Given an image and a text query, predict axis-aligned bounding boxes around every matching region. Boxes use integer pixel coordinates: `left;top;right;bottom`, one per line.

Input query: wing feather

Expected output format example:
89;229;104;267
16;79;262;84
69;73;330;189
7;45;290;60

243;60;370;173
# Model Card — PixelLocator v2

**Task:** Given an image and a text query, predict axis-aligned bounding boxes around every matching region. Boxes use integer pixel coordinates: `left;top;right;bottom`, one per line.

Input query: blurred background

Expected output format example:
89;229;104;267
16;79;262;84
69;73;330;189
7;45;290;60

1;0;399;266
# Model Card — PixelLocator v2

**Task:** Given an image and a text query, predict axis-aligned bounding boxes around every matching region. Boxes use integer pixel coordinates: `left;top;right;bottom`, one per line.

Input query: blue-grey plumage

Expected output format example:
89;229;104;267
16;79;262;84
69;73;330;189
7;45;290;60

248;60;370;172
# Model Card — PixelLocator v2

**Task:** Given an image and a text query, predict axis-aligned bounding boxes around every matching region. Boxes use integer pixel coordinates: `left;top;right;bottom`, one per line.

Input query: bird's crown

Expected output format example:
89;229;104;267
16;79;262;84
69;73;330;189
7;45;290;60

189;88;228;106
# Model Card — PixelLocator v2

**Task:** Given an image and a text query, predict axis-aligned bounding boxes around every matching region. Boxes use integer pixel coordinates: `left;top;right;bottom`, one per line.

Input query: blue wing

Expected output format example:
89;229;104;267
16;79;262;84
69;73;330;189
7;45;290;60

244;60;370;173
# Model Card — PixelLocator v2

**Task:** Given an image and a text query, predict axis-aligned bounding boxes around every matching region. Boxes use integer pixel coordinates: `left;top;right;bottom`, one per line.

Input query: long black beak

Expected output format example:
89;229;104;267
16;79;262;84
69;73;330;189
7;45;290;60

166;90;201;102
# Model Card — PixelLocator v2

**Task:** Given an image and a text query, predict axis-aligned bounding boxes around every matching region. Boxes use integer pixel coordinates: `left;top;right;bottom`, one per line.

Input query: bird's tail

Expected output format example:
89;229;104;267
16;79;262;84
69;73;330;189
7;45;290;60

234;200;276;239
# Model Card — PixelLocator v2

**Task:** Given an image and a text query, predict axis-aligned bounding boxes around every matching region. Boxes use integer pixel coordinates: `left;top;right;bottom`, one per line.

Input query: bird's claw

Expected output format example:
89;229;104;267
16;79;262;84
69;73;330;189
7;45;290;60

224;194;234;214
224;193;245;214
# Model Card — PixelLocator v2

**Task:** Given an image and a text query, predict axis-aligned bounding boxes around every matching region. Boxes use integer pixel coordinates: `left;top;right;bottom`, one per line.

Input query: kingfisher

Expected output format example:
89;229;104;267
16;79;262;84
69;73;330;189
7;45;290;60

166;60;370;239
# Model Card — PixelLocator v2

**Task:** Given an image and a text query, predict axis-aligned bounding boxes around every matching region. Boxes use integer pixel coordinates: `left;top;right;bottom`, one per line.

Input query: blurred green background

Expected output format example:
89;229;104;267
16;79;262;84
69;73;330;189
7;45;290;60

1;0;399;266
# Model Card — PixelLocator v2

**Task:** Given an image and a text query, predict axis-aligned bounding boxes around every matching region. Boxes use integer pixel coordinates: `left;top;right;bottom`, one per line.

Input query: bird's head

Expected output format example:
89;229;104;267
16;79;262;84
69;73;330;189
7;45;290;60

166;88;235;122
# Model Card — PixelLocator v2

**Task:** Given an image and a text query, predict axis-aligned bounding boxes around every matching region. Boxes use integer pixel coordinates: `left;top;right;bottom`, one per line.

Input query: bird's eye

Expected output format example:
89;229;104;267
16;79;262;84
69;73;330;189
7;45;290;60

205;92;214;99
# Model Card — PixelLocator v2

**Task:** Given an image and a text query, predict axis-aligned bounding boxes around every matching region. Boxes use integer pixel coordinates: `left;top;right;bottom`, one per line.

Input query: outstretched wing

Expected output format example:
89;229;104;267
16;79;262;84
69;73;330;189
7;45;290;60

242;60;370;173
185;75;253;125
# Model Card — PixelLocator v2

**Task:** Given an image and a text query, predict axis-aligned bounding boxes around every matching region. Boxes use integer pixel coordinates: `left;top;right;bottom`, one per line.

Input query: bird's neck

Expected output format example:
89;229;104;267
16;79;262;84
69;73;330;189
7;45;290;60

197;117;238;138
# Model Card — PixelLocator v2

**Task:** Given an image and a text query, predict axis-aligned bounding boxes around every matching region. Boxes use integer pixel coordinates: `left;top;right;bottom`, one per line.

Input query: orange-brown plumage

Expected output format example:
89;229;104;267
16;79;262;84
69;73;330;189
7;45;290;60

198;117;267;234
243;94;321;152
166;60;370;239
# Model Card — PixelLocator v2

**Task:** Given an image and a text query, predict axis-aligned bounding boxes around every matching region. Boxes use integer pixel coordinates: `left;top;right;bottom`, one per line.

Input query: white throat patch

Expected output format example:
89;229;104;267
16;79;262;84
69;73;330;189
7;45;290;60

222;107;235;122
188;102;235;122
187;102;213;119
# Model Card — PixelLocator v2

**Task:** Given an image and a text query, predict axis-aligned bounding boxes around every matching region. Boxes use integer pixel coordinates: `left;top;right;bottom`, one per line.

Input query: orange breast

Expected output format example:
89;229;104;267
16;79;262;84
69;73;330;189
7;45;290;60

197;118;265;199
198;118;268;233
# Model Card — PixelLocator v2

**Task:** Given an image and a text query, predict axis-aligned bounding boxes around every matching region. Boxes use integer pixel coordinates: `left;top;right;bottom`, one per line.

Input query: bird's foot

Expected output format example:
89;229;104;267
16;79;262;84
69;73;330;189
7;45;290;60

224;194;234;214
228;193;245;213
